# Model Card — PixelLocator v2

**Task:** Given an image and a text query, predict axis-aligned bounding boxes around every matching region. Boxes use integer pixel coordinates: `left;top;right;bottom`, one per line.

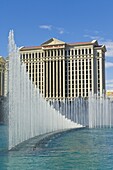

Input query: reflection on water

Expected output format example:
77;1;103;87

0;125;113;170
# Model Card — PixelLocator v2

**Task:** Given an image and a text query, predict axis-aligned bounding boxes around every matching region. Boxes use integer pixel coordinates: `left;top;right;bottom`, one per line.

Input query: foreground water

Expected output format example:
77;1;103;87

0;125;113;170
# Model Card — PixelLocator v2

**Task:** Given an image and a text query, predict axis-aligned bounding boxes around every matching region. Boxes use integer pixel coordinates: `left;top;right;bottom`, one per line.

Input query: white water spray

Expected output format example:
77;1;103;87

88;93;113;128
8;30;113;150
8;30;82;150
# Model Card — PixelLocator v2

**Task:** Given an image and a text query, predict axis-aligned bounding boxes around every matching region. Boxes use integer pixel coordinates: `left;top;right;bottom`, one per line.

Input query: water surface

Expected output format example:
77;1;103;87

0;125;113;170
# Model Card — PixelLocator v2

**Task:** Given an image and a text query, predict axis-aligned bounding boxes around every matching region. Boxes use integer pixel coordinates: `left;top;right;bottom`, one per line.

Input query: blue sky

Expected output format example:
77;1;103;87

0;0;113;90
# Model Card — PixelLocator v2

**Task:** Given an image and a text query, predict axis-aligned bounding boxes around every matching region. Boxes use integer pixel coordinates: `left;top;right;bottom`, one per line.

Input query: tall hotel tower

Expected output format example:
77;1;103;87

19;38;106;100
0;56;6;96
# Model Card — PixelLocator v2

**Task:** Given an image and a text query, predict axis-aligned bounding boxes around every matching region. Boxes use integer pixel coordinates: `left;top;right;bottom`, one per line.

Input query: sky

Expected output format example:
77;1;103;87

0;0;113;90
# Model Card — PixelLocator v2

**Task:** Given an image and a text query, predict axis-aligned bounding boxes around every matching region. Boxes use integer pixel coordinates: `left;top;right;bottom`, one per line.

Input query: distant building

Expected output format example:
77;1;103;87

19;38;106;100
106;90;113;98
0;56;5;96
4;57;9;96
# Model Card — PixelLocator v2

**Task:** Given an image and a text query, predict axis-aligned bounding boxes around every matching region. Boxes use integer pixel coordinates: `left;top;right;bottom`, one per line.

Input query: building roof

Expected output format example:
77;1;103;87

19;38;106;51
20;46;41;51
41;38;65;46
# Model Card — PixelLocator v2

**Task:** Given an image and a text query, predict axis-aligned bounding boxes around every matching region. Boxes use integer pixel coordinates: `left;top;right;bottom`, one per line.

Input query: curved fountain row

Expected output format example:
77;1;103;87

88;93;113;128
8;31;82;150
8;30;113;150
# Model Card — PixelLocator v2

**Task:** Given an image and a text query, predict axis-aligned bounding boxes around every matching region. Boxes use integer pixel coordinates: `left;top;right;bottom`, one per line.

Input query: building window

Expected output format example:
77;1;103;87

35;53;37;59
61;49;63;56
85;49;88;54
51;50;53;56
39;53;40;58
23;54;25;60
26;54;28;59
58;50;60;56
29;53;31;59
82;49;84;55
89;48;91;54
75;50;77;55
78;49;80;55
97;52;99;57
45;51;46;57
48;51;50;57
55;50;56;56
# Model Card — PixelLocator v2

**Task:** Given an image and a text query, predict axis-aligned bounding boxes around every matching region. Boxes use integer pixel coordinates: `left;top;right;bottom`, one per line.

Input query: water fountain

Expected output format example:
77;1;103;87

88;93;113;128
8;30;113;150
51;98;88;127
51;94;113;129
8;30;82;150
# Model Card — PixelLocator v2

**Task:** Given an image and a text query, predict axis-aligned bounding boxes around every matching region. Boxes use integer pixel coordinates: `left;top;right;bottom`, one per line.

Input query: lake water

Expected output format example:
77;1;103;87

0;125;113;170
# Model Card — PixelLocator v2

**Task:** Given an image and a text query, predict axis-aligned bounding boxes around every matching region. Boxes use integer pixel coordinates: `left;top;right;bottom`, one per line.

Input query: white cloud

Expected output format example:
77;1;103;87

39;25;52;30
59;30;64;34
106;83;113;89
106;79;113;90
107;84;113;87
57;28;64;34
84;30;113;57
105;61;113;68
106;79;113;84
84;34;104;41
39;24;67;35
94;30;100;34
102;41;113;57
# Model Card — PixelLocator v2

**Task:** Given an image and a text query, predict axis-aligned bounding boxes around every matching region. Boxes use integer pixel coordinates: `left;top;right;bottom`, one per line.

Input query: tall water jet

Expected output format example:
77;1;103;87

51;98;88;127
8;30;113;150
88;93;113;128
50;93;113;129
8;31;82;150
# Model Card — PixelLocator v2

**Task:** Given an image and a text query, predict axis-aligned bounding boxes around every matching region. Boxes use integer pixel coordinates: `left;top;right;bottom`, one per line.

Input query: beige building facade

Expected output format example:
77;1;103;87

19;38;106;100
4;57;9;96
0;56;6;96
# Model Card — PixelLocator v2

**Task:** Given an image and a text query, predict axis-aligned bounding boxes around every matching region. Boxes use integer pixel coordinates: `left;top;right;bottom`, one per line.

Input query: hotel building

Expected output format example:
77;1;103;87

0;56;5;96
19;38;106;100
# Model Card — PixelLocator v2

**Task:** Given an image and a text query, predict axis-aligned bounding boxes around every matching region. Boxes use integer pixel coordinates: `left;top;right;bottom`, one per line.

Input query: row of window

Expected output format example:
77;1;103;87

27;68;93;74
20;48;93;59
27;65;92;70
